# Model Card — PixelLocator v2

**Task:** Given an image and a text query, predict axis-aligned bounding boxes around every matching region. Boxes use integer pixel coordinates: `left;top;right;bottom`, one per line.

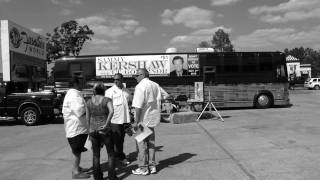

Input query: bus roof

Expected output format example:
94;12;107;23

57;51;284;61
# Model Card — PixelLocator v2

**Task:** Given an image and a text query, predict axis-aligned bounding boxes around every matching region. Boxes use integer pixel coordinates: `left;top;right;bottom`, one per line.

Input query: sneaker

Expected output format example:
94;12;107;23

132;167;149;175
149;166;157;174
79;167;91;173
72;172;90;179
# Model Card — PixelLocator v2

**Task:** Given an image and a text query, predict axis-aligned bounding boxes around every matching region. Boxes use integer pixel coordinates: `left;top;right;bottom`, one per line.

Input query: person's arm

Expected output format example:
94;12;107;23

132;86;144;128
126;89;133;106
85;102;90;128
134;108;142;125
85;102;91;138
160;86;169;99
105;98;114;127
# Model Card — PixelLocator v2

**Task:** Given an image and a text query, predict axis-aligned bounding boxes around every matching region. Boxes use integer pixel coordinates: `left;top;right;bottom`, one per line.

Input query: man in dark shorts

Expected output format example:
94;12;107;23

62;76;90;179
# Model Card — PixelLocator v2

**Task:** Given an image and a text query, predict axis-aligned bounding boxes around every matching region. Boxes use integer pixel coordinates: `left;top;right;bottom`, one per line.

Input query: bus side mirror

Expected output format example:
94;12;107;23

0;86;6;97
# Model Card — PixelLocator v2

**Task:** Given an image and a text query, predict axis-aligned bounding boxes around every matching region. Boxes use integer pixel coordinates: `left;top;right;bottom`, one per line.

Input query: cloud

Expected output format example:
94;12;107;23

77;16;106;25
210;0;241;6
82;42;120;55
249;0;320;23
77;15;147;38
0;0;11;3
134;27;147;35
168;26;232;48
60;9;73;16
51;0;82;5
233;26;320;51
76;14;147;53
30;28;43;34
89;38;111;45
161;6;215;29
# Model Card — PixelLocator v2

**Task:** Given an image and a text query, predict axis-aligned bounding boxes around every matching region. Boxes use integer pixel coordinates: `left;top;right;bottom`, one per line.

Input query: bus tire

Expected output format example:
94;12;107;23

255;94;272;109
20;107;40;126
314;85;320;90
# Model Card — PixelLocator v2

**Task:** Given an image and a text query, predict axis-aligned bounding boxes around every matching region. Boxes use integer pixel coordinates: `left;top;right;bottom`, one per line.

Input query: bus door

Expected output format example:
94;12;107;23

203;66;223;106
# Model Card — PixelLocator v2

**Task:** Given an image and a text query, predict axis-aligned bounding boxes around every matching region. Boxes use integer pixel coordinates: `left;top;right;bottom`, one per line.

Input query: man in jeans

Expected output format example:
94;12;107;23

105;73;131;165
131;68;168;175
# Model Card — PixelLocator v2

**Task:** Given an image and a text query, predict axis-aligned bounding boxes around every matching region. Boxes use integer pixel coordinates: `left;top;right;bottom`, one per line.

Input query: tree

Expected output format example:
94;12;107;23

199;41;211;48
284;47;320;77
284;47;306;60
46;20;94;62
211;29;234;52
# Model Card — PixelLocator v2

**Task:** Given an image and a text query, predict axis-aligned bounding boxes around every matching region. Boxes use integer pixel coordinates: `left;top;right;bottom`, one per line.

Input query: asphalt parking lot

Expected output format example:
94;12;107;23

0;88;320;180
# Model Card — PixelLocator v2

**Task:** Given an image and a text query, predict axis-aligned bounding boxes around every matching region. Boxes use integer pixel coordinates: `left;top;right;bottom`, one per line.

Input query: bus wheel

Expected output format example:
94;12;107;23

314;85;320;90
255;94;271;109
20;107;40;126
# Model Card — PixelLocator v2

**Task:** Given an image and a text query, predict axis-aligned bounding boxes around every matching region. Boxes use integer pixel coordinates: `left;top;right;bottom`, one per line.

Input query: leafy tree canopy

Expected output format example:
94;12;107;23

46;20;94;62
198;29;234;52
199;41;211;48
211;29;234;52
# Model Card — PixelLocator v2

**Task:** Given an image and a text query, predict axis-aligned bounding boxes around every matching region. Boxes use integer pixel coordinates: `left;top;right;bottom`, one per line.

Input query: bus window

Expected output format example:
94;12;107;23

259;55;273;71
70;63;81;76
82;62;94;77
203;66;216;84
204;54;221;73
54;61;68;74
242;54;257;72
223;54;239;73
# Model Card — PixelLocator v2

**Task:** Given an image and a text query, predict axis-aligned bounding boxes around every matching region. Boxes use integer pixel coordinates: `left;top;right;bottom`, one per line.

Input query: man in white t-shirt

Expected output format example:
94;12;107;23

105;73;131;165
62;76;90;179
131;68;168;176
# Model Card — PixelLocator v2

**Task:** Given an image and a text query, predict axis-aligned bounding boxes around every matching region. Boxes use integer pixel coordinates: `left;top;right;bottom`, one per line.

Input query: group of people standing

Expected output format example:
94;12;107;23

62;68;168;180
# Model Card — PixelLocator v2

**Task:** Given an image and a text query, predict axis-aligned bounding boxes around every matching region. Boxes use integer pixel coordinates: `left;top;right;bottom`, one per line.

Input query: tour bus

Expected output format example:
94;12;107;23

53;51;290;110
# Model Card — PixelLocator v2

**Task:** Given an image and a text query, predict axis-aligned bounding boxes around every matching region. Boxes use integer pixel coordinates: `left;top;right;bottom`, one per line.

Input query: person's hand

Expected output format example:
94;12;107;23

138;123;144;131
132;122;139;131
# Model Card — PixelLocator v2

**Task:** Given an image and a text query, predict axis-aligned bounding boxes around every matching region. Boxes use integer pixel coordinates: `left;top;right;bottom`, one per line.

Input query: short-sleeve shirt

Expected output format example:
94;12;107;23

105;85;131;124
86;95;111;132
132;78;167;127
62;88;88;138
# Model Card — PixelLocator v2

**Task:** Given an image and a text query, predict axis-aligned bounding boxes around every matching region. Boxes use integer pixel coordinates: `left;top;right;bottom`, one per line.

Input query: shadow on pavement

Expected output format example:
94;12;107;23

199;112;232;120
99;146;190;180
157;153;196;172
47;117;64;124
0;119;23;126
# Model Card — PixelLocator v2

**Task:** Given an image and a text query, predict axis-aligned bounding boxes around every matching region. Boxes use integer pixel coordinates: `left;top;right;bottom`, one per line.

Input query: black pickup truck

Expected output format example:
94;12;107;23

0;85;61;126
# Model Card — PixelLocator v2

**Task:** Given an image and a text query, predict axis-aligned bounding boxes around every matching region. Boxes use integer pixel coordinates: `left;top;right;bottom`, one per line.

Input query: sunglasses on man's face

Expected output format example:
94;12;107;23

114;78;121;81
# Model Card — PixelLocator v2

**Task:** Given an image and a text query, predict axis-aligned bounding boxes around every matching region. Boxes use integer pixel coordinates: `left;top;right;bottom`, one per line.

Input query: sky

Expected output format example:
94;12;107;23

1;0;320;55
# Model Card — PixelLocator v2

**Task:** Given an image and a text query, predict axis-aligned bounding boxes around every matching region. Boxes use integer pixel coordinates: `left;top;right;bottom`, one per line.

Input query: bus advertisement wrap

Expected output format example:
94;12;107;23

96;55;170;77
96;54;200;77
187;54;200;76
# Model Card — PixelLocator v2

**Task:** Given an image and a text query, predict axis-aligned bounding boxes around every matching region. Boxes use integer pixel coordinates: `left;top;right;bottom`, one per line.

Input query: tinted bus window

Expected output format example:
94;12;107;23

54;61;68;74
70;63;81;76
204;54;221;73
223;54;239;73
242;54;258;72
82;62;94;77
259;55;273;71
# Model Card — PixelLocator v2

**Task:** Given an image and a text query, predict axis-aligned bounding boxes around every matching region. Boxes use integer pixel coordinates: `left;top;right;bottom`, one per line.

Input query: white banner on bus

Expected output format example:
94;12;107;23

96;55;170;77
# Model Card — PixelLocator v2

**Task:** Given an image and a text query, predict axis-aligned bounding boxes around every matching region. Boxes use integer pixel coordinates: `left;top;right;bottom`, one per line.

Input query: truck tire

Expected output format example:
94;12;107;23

255;94;272;109
314;85;320;90
20;107;40;126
